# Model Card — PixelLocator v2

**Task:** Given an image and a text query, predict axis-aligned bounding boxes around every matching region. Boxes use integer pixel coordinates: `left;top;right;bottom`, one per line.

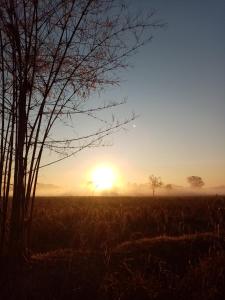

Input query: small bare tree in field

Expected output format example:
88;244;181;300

149;175;163;197
165;184;173;192
0;0;163;259
187;176;205;188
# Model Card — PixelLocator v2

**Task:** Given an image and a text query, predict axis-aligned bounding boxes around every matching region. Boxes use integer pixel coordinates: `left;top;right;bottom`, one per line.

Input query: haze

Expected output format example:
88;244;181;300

38;0;225;196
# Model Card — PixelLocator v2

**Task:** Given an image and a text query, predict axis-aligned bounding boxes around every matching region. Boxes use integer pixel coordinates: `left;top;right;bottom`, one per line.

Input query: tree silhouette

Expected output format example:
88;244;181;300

0;0;163;259
149;175;163;197
165;184;173;192
187;176;205;188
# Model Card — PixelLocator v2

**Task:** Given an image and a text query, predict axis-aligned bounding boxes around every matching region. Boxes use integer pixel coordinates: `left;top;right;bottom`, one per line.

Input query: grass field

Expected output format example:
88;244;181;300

1;196;225;299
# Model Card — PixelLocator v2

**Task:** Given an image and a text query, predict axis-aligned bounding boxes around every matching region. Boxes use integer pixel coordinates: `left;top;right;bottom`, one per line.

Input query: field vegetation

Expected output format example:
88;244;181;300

1;196;225;299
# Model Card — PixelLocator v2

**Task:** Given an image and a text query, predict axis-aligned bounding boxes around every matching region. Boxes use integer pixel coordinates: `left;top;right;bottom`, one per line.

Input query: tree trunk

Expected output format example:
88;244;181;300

8;87;28;259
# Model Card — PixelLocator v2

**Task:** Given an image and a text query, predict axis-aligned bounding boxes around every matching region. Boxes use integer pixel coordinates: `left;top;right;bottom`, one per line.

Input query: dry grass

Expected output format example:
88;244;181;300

1;195;225;299
31;196;225;252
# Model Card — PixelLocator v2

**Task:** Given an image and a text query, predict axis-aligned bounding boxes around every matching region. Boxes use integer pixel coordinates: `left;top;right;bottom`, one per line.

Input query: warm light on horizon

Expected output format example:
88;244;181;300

91;166;116;191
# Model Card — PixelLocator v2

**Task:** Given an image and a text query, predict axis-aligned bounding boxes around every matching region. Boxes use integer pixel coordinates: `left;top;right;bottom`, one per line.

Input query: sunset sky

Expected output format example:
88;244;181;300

38;0;225;195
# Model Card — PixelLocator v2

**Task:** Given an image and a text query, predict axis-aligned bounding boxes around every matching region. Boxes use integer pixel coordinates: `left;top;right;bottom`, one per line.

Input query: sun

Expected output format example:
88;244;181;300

91;166;115;190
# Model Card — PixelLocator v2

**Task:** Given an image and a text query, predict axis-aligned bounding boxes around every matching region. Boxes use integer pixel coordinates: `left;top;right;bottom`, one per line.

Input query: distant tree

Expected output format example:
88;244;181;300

187;176;205;188
149;175;163;197
165;184;173;191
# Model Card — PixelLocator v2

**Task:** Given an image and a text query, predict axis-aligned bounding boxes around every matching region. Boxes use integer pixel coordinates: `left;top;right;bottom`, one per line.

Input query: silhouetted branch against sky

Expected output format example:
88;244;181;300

0;0;163;256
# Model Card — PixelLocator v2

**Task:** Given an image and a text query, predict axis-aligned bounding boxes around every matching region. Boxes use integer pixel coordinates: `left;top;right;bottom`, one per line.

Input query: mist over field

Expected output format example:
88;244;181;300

35;181;225;197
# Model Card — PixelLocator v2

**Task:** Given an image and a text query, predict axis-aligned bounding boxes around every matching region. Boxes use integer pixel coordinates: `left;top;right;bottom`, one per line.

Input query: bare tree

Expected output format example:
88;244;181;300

0;0;163;259
187;176;205;188
165;184;173;192
149;175;163;197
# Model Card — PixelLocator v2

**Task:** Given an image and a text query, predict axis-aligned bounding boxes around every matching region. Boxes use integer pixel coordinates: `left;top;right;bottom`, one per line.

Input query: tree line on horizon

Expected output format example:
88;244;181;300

149;174;205;197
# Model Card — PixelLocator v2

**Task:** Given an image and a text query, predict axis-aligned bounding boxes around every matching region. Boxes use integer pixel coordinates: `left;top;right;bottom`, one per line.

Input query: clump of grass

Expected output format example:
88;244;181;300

112;232;225;272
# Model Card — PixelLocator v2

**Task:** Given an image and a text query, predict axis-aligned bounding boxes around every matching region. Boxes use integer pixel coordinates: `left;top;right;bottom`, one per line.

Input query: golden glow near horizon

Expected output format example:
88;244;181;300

91;166;116;190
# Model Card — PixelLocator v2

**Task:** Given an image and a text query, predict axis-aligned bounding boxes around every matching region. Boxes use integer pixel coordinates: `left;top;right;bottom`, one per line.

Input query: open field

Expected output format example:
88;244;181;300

1;196;225;299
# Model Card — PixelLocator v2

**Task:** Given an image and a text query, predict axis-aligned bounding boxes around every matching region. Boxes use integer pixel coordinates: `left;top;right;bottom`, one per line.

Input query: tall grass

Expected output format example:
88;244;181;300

31;196;225;252
1;196;225;299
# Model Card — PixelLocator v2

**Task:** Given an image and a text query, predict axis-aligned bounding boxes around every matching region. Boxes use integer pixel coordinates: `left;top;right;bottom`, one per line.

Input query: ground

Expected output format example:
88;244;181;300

1;196;225;299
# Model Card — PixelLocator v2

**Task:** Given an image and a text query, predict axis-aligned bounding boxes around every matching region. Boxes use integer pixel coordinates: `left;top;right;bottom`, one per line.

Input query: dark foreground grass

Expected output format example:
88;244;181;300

1;196;225;299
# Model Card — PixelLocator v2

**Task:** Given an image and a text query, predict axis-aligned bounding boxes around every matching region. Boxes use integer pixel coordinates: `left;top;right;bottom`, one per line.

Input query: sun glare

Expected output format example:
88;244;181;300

91;166;115;190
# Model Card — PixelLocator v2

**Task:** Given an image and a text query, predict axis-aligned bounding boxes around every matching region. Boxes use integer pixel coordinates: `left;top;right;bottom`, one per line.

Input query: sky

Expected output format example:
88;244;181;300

38;0;225;195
